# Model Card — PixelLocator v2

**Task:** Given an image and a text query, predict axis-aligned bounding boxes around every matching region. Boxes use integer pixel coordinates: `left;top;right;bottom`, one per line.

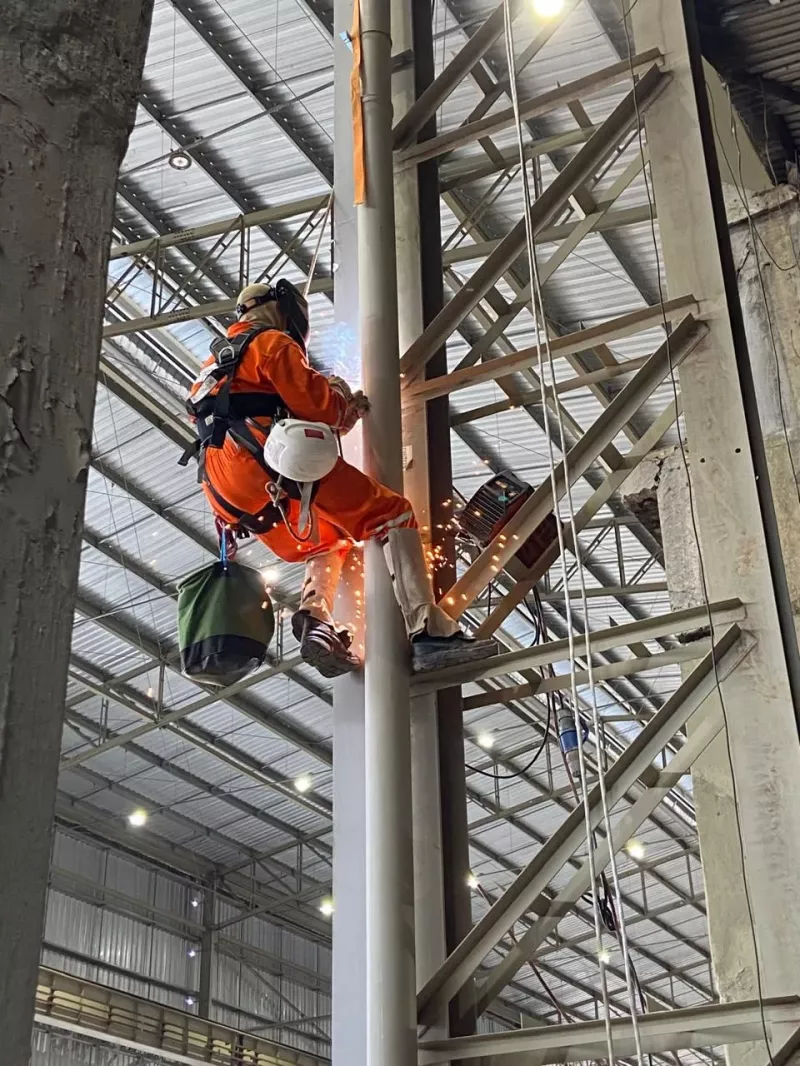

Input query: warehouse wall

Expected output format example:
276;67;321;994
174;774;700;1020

43;829;331;1058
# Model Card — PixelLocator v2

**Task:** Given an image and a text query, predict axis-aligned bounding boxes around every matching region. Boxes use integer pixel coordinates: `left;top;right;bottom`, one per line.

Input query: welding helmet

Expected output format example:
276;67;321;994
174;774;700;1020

236;278;310;351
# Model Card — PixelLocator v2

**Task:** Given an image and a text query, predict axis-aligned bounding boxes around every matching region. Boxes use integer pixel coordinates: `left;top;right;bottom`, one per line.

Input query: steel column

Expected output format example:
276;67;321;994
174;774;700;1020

357;0;417;1059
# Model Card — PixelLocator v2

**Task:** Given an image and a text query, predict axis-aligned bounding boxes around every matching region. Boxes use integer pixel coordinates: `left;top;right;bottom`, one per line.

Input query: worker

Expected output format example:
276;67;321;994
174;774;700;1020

185;278;497;678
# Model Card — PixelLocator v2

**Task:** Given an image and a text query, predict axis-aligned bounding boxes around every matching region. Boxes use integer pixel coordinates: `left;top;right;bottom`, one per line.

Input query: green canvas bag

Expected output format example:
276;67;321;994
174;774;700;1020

177;561;274;687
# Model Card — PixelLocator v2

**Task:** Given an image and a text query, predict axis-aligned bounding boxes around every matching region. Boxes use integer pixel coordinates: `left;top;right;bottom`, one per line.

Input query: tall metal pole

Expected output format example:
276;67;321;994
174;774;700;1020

331;1;367;1062
357;0;417;1060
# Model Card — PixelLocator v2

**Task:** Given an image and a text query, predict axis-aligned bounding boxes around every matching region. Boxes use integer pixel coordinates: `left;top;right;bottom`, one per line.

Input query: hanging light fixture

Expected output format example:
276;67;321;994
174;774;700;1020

168;149;192;171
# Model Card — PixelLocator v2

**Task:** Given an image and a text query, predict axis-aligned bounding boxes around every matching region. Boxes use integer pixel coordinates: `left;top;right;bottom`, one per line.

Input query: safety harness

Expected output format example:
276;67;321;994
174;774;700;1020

180;325;315;542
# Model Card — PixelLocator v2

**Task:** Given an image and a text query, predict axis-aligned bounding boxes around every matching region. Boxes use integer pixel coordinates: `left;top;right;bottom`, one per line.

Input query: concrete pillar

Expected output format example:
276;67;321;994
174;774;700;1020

0;4;153;1062
728;187;800;635
629;450;761;1066
633;1;800;1059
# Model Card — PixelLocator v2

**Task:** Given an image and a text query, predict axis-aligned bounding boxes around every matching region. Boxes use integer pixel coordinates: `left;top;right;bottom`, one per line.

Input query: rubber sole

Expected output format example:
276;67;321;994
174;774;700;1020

292;611;362;678
411;638;498;674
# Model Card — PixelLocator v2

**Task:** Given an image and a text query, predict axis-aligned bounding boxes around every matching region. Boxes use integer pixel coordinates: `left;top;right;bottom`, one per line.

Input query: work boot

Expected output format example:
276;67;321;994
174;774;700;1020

292;610;362;678
411;627;498;673
382;527;498;672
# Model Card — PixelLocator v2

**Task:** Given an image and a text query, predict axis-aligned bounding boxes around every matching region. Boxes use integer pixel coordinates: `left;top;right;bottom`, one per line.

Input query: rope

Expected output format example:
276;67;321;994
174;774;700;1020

502;5;651;1061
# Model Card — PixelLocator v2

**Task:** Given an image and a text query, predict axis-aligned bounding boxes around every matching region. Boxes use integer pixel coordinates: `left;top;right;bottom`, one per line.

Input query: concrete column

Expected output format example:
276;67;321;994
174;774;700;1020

633;1;800;1058
728;187;800;635
626;450;761;1066
0;4;153;1063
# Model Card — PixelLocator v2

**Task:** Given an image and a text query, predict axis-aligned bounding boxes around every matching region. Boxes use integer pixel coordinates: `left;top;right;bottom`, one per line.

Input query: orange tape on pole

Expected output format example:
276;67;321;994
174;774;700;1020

350;0;366;206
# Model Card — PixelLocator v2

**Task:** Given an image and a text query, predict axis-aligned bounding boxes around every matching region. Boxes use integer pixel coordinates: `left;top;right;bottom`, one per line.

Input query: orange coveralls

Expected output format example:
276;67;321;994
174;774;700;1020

190;322;416;563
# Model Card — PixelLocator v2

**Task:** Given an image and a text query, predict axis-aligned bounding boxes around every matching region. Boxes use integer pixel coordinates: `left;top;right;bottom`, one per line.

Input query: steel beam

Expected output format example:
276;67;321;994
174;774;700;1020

419;998;800;1064
450;356;653;425
475;398;682;638
167;0;333;185
396;49;663;167
470;695;728;1018
103;277;332;338
391;0;522;150
398;63;667;380
462;642;709;710
442;315;704;617
415;599;742;695
109;196;330;260
415;625;743;1026
410;295;696;402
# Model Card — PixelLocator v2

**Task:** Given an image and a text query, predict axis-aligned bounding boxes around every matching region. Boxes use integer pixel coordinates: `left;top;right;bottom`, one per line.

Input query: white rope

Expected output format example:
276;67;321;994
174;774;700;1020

502;7;657;1060
501;3;617;1058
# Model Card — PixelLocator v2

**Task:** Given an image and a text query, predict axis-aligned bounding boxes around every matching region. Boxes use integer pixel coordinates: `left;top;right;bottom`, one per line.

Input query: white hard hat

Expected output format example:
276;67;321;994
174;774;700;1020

264;419;339;483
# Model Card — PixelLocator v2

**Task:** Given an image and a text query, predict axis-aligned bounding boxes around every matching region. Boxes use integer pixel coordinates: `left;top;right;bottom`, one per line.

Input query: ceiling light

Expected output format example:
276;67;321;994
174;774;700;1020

625;839;646;862
319;897;335;918
598;946;612;965
185;996;195;1007
532;0;564;17
190;899;200;909
294;773;313;794
168;150;192;171
476;731;495;751
263;566;280;583
127;808;148;828
466;872;480;890
188;948;198;958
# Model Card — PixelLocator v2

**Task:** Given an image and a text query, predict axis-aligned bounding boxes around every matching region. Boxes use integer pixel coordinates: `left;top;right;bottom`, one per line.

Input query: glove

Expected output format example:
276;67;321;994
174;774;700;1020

337;390;371;434
329;375;354;401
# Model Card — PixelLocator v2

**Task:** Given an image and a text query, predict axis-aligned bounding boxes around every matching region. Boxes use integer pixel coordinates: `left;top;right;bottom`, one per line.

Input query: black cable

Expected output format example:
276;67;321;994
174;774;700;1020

620;4;774;1061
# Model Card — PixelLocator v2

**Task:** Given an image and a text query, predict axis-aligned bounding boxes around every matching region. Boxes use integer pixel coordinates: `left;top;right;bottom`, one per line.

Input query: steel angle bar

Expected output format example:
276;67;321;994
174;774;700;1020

442;315;704;618
440;205;652;257
413;599;742;695
462;642;710;711
475;397;682;638
392;0;524;150
452;147;649;374
437;128;595;190
396;49;664;167
470;686;736;1018
398;64;668;380
60;655;304;770
98;360;194;448
102;277;333;339
450;357;653;426
419;997;800;1064
415;624;743;1025
409;295;697;402
109;197;330;260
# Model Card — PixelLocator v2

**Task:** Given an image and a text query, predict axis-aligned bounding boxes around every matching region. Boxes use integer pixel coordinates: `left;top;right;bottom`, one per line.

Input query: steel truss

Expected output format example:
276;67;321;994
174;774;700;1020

63;0;799;1053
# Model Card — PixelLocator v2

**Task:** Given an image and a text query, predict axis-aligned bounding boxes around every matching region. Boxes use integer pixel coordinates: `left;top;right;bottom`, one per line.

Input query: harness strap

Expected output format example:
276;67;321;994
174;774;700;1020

204;479;283;535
